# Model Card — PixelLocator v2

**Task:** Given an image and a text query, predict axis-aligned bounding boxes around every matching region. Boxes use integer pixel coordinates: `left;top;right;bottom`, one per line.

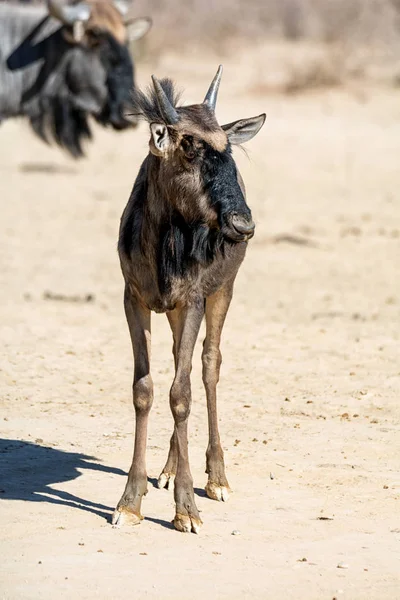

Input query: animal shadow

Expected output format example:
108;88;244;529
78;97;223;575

147;476;207;499
0;438;125;520
19;163;78;175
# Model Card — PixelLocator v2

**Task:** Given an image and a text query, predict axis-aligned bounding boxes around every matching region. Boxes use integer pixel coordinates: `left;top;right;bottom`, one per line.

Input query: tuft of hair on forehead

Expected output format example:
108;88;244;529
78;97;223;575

129;79;182;124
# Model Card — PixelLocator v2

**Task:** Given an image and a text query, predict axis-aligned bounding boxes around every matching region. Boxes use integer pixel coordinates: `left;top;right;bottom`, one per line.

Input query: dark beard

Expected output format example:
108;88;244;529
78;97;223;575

29;95;92;158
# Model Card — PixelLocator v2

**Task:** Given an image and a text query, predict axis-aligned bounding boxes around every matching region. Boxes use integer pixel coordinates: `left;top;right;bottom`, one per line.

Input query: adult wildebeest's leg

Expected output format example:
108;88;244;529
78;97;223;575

169;301;204;533
112;286;153;527
202;285;233;502
157;311;180;490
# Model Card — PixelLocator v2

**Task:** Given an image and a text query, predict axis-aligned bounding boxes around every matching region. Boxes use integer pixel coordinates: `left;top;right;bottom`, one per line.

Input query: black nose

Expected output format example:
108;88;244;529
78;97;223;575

231;214;255;236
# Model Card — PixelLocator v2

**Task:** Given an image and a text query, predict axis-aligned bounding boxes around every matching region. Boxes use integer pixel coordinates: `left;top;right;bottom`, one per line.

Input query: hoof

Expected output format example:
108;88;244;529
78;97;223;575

205;481;231;502
157;472;175;491
111;506;142;528
173;513;202;534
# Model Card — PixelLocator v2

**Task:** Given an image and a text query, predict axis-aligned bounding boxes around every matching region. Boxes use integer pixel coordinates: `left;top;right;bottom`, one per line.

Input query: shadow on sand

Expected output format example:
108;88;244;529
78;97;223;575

147;476;207;499
0;439;208;529
0;438;125;520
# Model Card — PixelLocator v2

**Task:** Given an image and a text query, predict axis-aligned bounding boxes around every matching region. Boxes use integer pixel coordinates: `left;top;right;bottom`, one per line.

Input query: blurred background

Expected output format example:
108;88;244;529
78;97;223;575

1;1;400;597
133;0;400;91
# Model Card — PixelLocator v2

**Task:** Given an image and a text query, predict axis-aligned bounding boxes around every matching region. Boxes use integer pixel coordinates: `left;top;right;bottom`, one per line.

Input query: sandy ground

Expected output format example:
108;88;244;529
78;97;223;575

1;57;400;599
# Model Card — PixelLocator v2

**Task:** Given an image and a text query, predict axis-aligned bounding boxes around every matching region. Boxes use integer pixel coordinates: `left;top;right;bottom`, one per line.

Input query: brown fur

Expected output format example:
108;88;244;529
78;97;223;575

86;1;126;44
61;1;128;45
177;106;228;151
112;75;263;533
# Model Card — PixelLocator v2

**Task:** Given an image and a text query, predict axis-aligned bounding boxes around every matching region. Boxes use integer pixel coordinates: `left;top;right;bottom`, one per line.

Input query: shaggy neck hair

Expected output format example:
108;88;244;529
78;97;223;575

30;97;92;158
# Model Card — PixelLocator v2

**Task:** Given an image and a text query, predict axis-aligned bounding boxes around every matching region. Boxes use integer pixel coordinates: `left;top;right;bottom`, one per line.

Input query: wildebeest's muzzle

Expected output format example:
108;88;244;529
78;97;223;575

204;148;255;243
222;211;255;242
96;35;136;130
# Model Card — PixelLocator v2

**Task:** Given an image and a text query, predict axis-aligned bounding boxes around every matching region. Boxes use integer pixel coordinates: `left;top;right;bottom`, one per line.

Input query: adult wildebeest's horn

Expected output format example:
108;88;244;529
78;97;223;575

113;0;129;15
151;76;179;125
203;65;223;111
47;0;91;25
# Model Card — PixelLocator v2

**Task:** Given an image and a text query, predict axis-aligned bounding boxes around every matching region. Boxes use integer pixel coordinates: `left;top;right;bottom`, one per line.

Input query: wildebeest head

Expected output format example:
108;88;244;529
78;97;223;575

131;67;265;242
30;0;151;156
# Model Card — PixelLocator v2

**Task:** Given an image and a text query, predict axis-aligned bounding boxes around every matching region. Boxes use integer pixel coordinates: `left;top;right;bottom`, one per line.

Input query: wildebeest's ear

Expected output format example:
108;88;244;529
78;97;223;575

222;114;266;145
125;17;152;41
150;123;171;154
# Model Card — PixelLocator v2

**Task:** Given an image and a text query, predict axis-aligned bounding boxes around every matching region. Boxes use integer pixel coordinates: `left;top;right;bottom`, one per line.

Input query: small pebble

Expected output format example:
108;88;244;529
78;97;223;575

270;472;275;480
231;530;241;536
337;562;349;569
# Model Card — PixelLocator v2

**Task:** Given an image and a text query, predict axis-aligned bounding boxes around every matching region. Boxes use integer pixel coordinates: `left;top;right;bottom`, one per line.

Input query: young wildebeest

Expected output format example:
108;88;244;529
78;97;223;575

113;66;265;533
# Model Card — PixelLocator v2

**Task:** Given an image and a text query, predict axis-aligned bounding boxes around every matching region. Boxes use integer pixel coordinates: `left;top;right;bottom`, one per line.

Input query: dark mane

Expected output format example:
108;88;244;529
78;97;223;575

130;78;182;124
158;214;225;295
29;96;92;158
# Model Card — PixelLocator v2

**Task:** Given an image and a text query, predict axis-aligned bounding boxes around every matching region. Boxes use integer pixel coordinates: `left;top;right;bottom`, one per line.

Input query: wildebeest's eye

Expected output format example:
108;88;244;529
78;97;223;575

180;136;196;160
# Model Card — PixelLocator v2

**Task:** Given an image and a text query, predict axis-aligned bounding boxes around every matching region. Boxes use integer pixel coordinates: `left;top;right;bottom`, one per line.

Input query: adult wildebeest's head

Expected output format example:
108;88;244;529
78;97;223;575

9;0;151;156
131;66;265;243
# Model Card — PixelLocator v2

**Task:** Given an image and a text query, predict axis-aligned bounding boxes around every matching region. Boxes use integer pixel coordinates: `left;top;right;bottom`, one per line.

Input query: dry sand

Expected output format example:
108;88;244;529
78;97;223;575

1;58;399;599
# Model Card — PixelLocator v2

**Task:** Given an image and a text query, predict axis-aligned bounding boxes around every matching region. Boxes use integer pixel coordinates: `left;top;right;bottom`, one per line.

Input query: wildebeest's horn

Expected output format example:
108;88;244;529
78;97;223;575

47;0;91;25
151;76;179;125
113;0;129;15
203;65;223;111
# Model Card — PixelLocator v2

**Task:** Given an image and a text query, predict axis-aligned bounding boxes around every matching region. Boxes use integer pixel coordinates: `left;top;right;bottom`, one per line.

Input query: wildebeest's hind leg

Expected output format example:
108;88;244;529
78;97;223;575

158;430;178;490
202;285;233;502
169;301;204;533
112;286;153;527
157;311;181;491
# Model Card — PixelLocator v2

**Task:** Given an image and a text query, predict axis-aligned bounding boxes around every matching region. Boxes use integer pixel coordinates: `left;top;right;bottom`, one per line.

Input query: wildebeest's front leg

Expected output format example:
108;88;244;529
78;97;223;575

169;301;204;533
202;284;233;502
112;286;153;527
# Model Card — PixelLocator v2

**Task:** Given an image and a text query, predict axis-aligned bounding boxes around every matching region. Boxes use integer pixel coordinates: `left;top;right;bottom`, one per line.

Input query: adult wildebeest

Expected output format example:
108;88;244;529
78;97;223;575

113;66;265;533
0;0;151;156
